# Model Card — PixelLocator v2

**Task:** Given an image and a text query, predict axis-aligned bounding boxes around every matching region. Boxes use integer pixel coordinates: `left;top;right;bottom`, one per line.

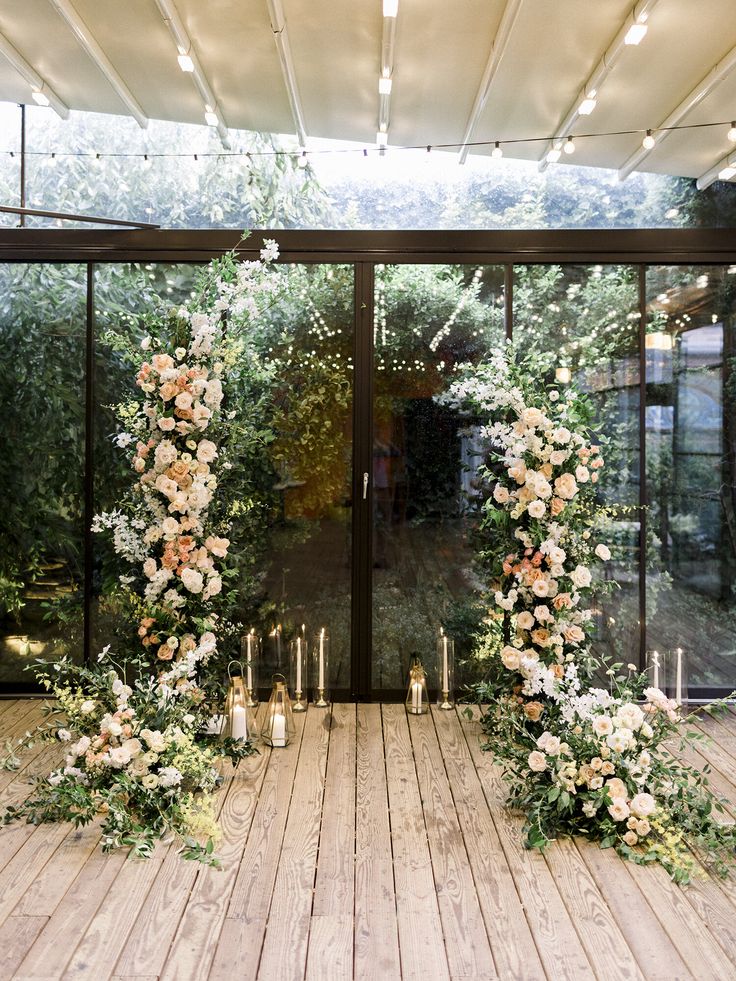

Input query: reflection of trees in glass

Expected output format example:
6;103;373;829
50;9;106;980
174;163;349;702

646;267;736;685
0;264;86;673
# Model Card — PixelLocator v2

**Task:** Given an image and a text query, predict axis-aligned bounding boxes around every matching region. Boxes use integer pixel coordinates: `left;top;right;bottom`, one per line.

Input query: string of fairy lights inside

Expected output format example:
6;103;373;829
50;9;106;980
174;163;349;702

2;118;736;172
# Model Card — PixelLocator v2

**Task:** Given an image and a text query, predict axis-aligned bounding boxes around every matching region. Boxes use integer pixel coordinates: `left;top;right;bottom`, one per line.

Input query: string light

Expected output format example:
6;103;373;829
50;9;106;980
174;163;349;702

6;117;736;165
564;135;575;155
297;150;308;168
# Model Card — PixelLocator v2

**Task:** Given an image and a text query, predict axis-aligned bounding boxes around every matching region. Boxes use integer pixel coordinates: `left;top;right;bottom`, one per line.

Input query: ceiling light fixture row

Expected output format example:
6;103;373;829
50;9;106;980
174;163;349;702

377;0;398;148
538;0;659;173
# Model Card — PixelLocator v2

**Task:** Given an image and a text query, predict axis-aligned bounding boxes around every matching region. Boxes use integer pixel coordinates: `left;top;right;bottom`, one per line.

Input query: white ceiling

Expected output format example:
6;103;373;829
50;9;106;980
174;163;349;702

1;0;736;184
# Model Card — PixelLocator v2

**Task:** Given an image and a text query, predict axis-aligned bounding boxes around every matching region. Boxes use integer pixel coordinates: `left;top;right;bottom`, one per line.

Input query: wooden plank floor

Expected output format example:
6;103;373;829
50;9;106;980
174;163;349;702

1;701;736;980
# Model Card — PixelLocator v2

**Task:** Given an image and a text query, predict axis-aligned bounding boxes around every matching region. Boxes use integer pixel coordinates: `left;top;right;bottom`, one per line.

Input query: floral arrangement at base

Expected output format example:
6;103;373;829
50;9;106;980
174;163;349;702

440;344;736;884
2;239;283;866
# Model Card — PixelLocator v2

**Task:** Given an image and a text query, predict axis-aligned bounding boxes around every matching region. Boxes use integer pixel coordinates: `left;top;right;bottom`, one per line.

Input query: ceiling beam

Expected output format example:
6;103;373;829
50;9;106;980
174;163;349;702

154;0;230;148
266;0;307;147
696;149;736;191
457;0;524;165
538;0;659;172
48;0;147;128
0;31;69;118
377;0;397;144
618;40;736;180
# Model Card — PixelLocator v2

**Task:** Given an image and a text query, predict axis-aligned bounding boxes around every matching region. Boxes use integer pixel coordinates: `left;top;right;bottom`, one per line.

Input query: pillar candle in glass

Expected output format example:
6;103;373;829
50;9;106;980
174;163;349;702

224;661;254;742
290;635;308;711
668;647;688;707
241;630;260;707
406;658;429;715
312;628;330;707
262;674;296;747
645;649;667;693
269;623;284;671
436;632;455;709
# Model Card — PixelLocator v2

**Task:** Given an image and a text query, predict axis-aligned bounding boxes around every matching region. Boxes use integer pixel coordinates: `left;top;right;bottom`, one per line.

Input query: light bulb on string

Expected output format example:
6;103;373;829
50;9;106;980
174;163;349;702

728;121;736;143
642;129;656;150
142;153;152;170
297;150;308;168
48;152;57;167
491;141;503;159
564;135;575;155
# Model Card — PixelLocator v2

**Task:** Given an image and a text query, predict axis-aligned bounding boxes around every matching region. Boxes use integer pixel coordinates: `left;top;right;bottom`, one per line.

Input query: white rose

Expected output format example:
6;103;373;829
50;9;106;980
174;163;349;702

521;407;543;428
554;473;578;500
570;565;592;589
500;646;521;670
608;799;630;822
549;450;568;466
575;465;590;483
593;716;613;737
532;579;550;597
595;543;611;561
141;336;151;350
630;793;656;818
108;746;131;768
181;567;204;594
57;728;72;742
143;558;157;579
493;484;510;504
196;439;218;463
175;391;193;410
142;774;159;789
552;427;572;444
517;611;535;631
162;517;180;537
158;417;176;432
547;546;566;565
606;730;630;754
527;500;546;519
528;751;548;772
80;699;96;715
544;736;561;756
533;476;552;500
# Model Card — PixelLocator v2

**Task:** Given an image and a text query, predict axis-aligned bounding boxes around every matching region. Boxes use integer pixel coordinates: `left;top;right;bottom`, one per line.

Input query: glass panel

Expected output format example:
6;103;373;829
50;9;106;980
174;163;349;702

646;265;736;689
0;263;86;684
371;263;505;690
92;262;354;692
513;265;641;668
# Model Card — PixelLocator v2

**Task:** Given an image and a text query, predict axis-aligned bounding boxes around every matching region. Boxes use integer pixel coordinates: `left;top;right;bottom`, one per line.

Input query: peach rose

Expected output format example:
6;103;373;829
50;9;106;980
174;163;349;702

524;701;544;721
550;497;566;516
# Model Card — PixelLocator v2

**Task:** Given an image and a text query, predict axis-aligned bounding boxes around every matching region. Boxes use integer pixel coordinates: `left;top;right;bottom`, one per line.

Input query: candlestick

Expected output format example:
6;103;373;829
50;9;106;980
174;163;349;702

312;628;330;707
242;632;259;707
436;634;455;709
290;636;307;711
675;647;683;706
296;637;302;694
246;633;253;690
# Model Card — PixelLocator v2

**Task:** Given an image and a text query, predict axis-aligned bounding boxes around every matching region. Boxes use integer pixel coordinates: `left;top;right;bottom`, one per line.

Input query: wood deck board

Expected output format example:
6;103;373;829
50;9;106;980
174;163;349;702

0;700;734;980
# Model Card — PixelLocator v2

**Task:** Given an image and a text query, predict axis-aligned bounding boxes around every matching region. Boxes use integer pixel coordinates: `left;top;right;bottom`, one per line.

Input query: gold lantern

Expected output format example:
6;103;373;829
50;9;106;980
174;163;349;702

406;658;429;715
224;660;252;741
262;673;296;747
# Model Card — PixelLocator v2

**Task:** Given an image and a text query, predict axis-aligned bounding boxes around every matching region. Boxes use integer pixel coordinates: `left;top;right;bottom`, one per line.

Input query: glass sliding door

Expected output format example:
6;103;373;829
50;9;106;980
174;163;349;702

93;261;355;694
370;263;505;691
513;264;641;668
645;265;736;689
0;263;86;685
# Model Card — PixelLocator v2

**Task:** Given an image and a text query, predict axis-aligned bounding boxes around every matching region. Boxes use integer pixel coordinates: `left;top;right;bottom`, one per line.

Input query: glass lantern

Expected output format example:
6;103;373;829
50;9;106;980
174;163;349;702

645;649;667;693
269;623;284;671
290;635;308;712
312;628;330;707
406;658;429;715
223;661;254;741
241;630;260;707
437;632;455;709
262;674;296;747
668;647;688;707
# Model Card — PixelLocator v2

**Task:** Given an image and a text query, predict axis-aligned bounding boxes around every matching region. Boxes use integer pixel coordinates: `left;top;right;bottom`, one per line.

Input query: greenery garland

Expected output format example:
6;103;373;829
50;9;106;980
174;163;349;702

2;242;283;865
441;344;736;884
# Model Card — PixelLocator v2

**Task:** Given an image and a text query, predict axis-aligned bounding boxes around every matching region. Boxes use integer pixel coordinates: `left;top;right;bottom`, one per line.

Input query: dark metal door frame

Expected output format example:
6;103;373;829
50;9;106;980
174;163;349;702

3;227;736;700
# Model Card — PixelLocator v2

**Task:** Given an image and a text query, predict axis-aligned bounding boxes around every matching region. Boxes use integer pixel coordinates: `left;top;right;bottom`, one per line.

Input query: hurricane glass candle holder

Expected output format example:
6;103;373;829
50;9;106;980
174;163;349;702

241;630;260;707
262;674;296;747
406;658;429;715
223;661;254;741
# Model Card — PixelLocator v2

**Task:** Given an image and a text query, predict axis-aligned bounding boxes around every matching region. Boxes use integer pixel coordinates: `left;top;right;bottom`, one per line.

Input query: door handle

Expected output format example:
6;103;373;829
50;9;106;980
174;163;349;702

363;472;369;500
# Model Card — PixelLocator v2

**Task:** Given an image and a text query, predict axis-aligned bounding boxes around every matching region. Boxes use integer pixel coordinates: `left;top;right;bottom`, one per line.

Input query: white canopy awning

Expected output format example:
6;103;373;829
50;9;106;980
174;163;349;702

1;0;736;187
